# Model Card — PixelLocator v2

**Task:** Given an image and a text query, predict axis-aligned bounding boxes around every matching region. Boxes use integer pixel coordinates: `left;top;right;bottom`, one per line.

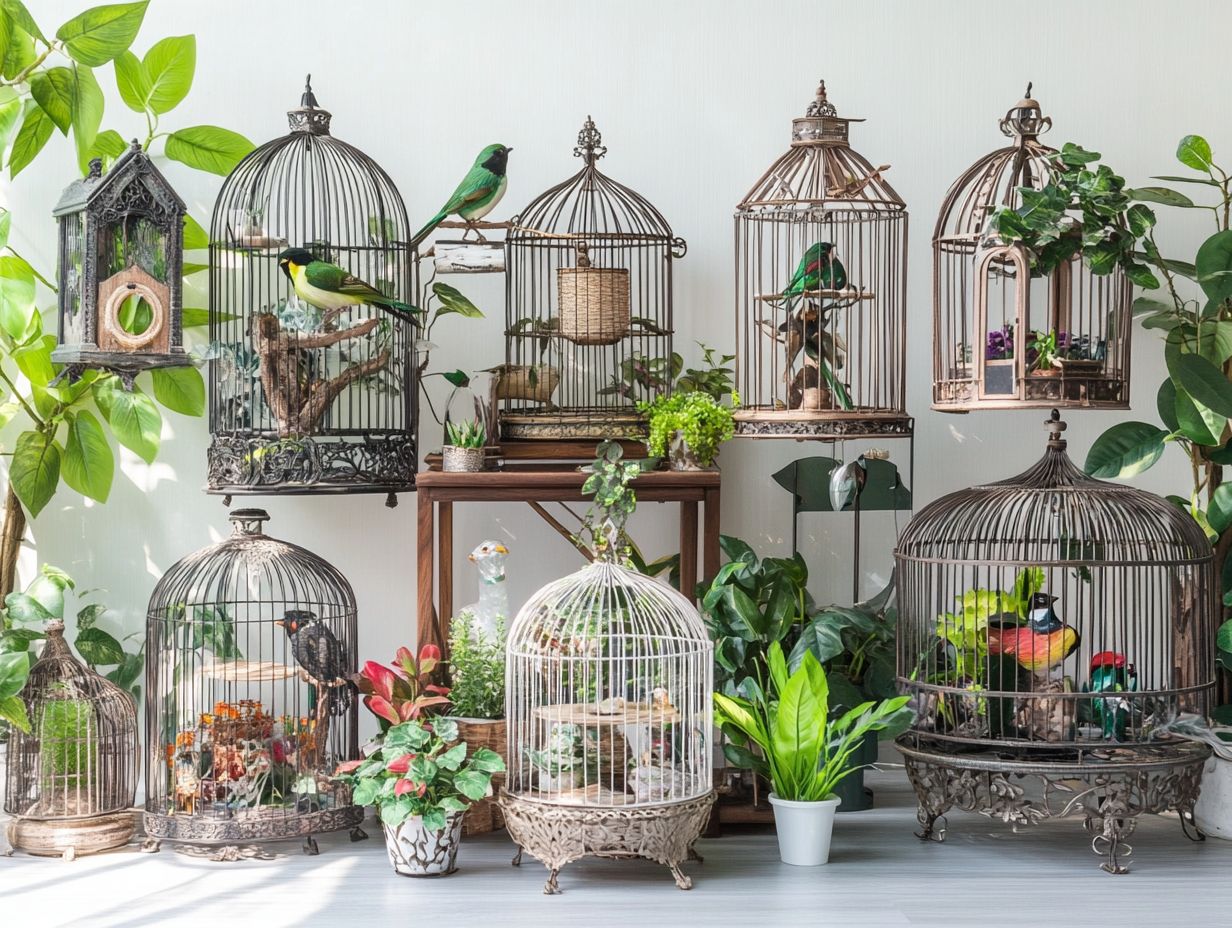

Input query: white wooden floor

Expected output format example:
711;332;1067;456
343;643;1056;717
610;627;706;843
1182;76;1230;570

4;761;1230;928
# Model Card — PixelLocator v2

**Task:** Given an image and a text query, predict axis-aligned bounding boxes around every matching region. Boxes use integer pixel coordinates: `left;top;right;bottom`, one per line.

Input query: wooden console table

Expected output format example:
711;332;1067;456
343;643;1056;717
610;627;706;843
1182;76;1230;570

416;465;721;654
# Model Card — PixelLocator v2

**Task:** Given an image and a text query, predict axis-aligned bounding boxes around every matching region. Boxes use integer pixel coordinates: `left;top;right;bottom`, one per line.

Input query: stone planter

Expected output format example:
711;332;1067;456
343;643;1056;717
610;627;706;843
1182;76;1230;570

668;431;710;471
383;811;464;876
442;445;485;473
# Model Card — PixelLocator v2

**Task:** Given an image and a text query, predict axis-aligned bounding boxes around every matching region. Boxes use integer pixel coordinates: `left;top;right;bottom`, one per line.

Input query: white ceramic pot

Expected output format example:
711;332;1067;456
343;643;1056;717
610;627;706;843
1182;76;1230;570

383;811;464;876
1195;755;1232;839
668;431;709;471
768;793;841;866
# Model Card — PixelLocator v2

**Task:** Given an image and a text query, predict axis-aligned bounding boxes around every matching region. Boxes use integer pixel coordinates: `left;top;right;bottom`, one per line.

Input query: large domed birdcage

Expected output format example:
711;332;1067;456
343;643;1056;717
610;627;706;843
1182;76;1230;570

143;509;364;855
932;88;1132;411
501;116;686;442
4;621;138;858
733;80;910;439
894;411;1213;873
207;77;416;501
500;553;714;893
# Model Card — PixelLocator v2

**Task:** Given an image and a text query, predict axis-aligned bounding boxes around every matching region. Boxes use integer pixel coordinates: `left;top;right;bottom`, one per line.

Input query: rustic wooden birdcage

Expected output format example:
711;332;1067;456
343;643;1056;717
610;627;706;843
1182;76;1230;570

733;80;910;438
52;141;190;383
894;411;1213;873
4;621;139;859
500;548;714;892
933;88;1131;410
207;77;416;501
143;508;363;857
502;116;686;441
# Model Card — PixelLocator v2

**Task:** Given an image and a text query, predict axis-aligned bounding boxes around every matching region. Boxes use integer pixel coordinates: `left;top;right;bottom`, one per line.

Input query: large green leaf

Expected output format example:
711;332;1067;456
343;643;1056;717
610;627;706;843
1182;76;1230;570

3;0;44;41
0;87;21;154
453;768;492;801
1128;187;1194;208
9;100;53;177
0;650;31;700
0;693;29;732
0;253;36;339
14;335;55;386
85;127;126;168
182;214;208;250
141;34;194;114
29;66;74;132
164;125;253;176
62;409;114;502
1196;230;1232;305
150;365;204;416
432;281;483;318
1177;135;1214;173
94;377;161;462
112;49;147;112
1157;379;1180;433
1171;352;1232;418
1;13;34;81
74;626;125;666
56;1;148;67
789;614;845;665
1174;384;1224;446
1209;485;1232;536
10;430;60;516
70;64;104;173
1083;421;1169;478
716;583;765;641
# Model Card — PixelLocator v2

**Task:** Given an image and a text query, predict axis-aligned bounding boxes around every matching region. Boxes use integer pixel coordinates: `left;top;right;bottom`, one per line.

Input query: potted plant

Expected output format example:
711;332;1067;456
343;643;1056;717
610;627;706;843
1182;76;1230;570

641;391;736;470
447;613;507;834
1192;621;1232;838
442;419;487;472
714;642;909;865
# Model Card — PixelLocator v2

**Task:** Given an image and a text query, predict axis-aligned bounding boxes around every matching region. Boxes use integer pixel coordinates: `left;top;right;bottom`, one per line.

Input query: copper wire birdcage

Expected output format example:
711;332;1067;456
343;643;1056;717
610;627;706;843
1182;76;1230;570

502;117;686;441
4;621;139;858
206;77;416;501
933;88;1131;411
143;509;363;855
894;411;1213;872
499;554;714;893
733;80;910;439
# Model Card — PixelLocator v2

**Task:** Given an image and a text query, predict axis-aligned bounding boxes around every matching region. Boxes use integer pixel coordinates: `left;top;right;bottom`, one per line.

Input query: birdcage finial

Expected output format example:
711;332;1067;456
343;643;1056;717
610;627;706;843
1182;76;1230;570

288;75;332;135
805;79;837;118
792;78;858;145
1045;408;1068;448
228;508;270;535
574;115;607;162
999;83;1051;141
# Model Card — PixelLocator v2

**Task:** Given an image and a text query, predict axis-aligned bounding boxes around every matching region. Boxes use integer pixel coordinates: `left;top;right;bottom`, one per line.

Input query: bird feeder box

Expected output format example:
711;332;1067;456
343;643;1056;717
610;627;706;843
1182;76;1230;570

932;88;1131;411
52;141;189;383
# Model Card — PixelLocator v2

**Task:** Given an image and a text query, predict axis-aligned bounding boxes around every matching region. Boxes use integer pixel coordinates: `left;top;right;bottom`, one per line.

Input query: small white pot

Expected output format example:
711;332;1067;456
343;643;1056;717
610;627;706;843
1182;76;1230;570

768;793;841;866
383;811;464;876
1195;755;1232;839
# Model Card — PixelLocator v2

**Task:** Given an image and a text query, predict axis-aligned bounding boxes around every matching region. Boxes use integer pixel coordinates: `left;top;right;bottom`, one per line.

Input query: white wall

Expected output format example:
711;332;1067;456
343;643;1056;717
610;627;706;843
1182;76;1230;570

4;0;1231;687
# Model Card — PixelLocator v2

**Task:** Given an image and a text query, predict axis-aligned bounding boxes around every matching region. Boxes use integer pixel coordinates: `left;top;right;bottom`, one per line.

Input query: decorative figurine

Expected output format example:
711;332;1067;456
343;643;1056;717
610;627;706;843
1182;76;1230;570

411;143;513;247
1084;651;1138;741
456;540;509;643
986;593;1080;674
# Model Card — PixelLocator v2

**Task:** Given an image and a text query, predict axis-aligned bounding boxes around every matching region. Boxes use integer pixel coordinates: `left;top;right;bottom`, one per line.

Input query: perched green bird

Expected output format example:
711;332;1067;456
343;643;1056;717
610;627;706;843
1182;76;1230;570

410;143;513;247
277;248;419;322
780;241;847;315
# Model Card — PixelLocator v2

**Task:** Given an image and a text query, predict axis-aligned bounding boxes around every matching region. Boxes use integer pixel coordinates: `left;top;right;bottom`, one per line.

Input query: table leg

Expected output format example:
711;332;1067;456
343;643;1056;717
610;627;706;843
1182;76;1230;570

703;486;721;587
680;500;698;601
417;489;435;652
439;501;454;655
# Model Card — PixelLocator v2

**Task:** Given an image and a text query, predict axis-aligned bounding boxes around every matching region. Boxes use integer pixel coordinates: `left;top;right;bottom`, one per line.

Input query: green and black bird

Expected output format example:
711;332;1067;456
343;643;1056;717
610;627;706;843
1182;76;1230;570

410;143;512;247
780;241;847;315
277;248;420;322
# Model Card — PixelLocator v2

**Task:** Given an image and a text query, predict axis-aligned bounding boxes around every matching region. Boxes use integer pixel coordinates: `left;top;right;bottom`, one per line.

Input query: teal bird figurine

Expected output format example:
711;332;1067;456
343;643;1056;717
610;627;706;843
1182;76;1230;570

780;241;847;316
277;249;420;323
1083;651;1137;740
410;143;513;247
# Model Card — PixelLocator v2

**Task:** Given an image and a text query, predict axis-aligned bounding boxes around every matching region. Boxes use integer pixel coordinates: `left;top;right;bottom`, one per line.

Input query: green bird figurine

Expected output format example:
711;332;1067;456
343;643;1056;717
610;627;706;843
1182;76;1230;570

780;241;847;315
410;143;513;247
277;249;420;323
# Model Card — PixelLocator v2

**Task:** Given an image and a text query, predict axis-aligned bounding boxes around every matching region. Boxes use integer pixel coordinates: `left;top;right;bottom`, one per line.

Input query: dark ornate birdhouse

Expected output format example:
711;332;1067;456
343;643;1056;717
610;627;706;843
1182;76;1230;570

206;78;416;501
894;411;1213;872
502;116;685;441
143;508;363;856
733;81;910;440
932;88;1132;411
52;141;189;383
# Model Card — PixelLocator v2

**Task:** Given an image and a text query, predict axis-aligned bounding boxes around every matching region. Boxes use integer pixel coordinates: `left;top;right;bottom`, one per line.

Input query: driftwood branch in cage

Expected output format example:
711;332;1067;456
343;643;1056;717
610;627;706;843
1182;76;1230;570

252;312;390;438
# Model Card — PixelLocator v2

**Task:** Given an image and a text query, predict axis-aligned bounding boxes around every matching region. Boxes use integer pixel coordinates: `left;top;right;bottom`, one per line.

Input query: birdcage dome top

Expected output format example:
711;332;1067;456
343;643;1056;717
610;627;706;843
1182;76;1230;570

737;80;904;213
22;620;135;710
897;412;1212;567
509;116;683;249
147;509;356;612
934;86;1057;247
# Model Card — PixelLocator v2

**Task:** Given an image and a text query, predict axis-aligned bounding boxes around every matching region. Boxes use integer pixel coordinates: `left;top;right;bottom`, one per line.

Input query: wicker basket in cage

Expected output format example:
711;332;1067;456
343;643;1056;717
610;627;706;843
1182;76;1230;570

453;717;508;834
558;243;630;346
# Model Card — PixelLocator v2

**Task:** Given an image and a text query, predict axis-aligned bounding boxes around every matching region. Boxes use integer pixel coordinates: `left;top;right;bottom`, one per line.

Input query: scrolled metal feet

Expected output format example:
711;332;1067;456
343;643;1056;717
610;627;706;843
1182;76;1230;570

511;846;524;867
1179;807;1205;843
349;826;368;842
915;807;948;843
303;835;319;856
669;862;693;890
543;868;561;895
140;837;162;854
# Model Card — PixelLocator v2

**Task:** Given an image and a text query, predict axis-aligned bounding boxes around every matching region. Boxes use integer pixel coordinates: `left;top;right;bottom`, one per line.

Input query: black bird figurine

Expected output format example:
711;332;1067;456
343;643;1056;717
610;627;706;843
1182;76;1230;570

276;609;354;716
1026;592;1063;632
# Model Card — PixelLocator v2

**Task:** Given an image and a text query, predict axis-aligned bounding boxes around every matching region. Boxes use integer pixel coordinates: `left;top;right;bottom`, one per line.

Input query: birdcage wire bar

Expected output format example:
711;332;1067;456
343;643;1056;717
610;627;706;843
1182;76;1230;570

500;557;714;892
207;78;416;498
734;81;910;439
932;88;1131;411
893;411;1213;871
502;117;685;442
142;509;363;851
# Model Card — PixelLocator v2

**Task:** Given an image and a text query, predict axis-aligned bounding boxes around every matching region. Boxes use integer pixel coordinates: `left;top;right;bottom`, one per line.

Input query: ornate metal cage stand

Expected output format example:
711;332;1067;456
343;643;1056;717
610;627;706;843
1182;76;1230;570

499;553;714;893
502;117;686;442
733;80;911;440
932;87;1132;411
206;77;416;501
143;509;364;858
894;411;1213;873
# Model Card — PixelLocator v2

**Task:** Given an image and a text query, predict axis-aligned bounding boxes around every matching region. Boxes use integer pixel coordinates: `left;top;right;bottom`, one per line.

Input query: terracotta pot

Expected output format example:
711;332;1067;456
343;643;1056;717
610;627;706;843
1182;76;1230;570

383;811;464;876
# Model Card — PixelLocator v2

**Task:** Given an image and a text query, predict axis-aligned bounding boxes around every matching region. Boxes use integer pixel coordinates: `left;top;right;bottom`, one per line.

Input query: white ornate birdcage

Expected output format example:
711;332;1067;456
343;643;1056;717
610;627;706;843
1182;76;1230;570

500;552;714;893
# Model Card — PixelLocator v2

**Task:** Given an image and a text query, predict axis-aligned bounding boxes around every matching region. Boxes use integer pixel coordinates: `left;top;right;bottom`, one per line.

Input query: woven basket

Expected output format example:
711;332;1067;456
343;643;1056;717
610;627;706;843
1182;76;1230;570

452;717;507;835
558;243;630;345
496;365;560;404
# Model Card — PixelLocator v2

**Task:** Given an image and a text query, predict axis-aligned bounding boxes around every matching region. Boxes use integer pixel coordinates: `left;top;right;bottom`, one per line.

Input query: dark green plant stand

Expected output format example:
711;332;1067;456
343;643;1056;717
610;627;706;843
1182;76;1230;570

834;730;878;812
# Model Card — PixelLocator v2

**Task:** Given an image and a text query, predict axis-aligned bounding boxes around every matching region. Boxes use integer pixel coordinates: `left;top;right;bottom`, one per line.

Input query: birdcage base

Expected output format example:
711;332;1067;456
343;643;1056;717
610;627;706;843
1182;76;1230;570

7;811;135;858
933;376;1127;412
733;408;913;439
206;433;415;495
501;411;647;442
143;804;364;846
897;737;1209;874
499;791;714;893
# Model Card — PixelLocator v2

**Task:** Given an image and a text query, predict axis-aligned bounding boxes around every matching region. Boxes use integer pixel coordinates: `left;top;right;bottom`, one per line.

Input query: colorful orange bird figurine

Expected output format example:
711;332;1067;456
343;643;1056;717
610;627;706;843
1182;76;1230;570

987;593;1079;673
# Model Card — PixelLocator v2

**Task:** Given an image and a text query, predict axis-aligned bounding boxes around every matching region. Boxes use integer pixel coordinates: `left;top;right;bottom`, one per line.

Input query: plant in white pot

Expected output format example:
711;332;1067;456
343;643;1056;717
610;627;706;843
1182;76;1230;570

1191;621;1232;838
714;642;909;865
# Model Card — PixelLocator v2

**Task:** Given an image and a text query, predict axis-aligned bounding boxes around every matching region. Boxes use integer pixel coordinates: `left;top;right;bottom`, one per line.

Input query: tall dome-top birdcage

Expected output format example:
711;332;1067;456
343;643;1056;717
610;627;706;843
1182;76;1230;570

933;87;1132;411
143;509;364;855
207;78;416;501
502;116;686;442
500;550;714;893
894;411;1213;873
734;80;909;438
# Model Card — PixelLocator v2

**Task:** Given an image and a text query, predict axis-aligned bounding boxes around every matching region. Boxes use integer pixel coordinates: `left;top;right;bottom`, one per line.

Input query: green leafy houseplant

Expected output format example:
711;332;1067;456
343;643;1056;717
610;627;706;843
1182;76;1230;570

444;418;485;449
640;391;736;468
38;689;95;789
0;1;255;597
578;440;656;554
447;613;505;720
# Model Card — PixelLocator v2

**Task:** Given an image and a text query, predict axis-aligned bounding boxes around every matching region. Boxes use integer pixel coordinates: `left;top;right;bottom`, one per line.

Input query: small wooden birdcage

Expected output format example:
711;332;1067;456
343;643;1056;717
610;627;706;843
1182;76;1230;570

733;80;910;439
502;117;686;441
500;552;714;893
52;141;190;383
4;621;139;859
933;88;1131;411
894;411;1213;873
